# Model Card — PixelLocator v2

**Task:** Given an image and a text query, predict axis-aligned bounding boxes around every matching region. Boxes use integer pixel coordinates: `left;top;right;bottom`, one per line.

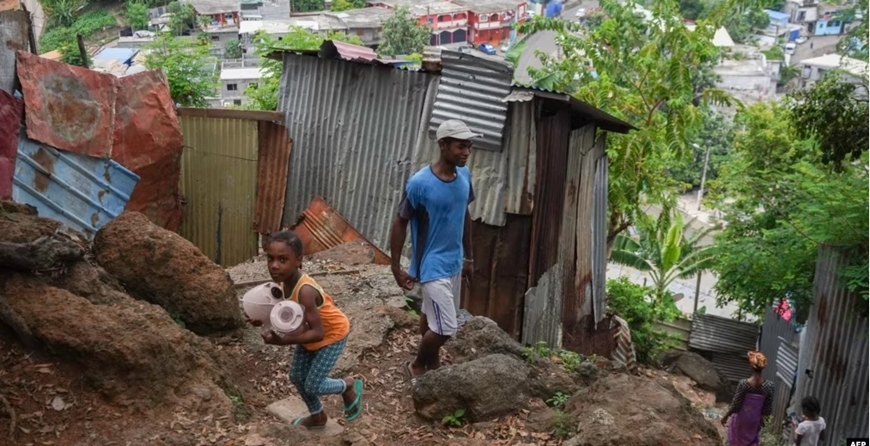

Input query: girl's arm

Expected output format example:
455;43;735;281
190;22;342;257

264;286;325;346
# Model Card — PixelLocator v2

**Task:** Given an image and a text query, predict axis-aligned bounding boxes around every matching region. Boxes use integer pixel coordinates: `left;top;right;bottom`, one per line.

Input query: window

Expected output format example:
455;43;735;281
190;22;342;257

227;83;238;91
233;99;242;106
211;35;219;41
479;14;488;22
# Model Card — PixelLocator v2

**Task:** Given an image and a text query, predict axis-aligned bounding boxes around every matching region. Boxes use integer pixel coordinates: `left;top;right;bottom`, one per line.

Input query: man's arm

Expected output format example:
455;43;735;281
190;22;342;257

391;215;409;269
463;209;473;260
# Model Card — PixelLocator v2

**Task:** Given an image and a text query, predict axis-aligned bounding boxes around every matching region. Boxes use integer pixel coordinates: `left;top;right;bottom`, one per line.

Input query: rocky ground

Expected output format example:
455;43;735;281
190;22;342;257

0;203;729;446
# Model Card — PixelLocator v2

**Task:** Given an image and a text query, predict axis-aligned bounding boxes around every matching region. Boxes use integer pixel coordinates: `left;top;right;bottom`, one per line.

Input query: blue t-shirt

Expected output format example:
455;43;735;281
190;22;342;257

398;165;474;283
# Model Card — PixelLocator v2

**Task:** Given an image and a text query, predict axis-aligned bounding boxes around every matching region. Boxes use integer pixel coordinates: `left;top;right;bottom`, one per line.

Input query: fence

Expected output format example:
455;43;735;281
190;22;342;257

791;246;869;444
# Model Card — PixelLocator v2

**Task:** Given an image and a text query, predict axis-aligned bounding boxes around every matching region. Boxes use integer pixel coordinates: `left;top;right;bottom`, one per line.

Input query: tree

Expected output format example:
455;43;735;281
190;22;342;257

145;33;217;107
710;94;869;321
330;0;353;12
790;72;868;168
611;207;716;302
291;0;325;13
667;107;733;189
723;6;770;44
126;0;150;31
518;0;734;250
379;7;431;56
42;0;87;27
225;39;243;59
244;28;364;110
167;1;195;35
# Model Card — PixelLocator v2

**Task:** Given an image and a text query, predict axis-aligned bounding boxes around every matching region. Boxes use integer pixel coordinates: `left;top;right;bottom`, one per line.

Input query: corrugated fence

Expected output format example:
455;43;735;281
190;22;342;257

792;246;869;444
688;313;759;383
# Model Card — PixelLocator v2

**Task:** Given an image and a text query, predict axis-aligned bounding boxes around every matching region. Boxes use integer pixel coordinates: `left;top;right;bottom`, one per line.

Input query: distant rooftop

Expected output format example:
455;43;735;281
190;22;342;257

801;53;869;77
239;19;321;34
185;0;240;15
220;67;266;80
376;0;468;16
450;0;521;14
93;47;139;63
327;6;394;28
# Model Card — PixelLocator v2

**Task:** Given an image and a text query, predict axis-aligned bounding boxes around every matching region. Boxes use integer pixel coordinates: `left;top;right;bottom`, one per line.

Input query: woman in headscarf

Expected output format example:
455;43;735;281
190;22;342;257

721;351;774;446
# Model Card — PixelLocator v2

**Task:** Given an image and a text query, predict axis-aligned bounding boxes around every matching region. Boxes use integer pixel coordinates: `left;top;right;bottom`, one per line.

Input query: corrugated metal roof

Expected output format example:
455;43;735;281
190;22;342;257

710;352;754;383
12;133;140;238
689;313;759;354
187;0;239;15
253;120;292;234
793;247;869;444
278;55;438;252
93;47;138;63
430;50;513;151
506;87;636;133
759;304;802;382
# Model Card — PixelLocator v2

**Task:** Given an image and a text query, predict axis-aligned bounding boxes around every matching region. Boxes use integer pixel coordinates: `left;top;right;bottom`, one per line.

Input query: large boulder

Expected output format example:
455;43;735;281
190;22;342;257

444;316;526;362
0;273;232;413
560;373;721;446
93;211;243;335
412;354;532;422
663;350;733;403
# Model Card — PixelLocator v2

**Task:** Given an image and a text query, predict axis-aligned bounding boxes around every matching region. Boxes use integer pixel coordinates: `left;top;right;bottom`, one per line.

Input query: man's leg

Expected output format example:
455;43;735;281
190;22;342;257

410;276;459;375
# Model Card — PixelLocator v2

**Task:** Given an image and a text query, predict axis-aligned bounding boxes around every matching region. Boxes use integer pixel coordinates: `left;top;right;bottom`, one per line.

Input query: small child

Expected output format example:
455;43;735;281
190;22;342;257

247;230;363;428
793;396;826;446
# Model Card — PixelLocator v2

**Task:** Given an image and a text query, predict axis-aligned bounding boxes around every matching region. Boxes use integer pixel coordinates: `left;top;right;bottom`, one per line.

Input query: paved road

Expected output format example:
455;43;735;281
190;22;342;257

514;3;598;85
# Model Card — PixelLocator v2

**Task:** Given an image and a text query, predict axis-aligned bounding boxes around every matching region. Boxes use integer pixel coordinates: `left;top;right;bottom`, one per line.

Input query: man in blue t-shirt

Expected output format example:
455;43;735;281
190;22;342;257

390;119;477;381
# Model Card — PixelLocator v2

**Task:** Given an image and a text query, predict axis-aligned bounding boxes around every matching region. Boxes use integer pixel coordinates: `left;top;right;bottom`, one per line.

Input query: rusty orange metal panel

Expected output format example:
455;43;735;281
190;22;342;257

112;70;184;231
0;89;23;199
17;51;116;158
254;121;292;234
292;196;391;265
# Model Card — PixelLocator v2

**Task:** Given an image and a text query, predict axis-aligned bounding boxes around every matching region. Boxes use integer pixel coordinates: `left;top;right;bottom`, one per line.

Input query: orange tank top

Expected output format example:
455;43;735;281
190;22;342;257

285;274;350;351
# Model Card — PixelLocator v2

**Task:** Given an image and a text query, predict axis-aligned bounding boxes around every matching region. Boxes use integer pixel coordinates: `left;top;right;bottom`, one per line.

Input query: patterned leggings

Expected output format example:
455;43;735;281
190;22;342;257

288;337;348;415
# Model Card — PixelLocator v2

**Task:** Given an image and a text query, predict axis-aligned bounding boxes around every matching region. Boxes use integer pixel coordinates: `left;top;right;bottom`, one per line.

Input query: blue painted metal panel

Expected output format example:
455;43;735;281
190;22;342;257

12;133;140;238
93;47;138;64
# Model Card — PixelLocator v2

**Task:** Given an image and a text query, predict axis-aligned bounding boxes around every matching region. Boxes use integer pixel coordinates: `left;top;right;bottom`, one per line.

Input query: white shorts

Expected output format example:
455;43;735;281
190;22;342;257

420;273;461;336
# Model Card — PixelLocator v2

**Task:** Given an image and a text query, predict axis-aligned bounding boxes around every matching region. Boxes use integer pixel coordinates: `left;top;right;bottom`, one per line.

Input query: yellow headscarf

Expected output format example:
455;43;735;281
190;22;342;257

748;350;768;370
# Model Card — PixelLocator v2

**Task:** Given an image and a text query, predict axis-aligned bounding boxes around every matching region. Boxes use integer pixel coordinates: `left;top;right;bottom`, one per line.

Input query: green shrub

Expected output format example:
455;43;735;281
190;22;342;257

40;10;117;52
606;277;682;365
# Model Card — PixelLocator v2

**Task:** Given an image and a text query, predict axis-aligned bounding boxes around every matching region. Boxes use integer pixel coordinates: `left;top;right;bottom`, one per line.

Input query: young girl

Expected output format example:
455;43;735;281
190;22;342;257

249;230;363;428
793;396;826;446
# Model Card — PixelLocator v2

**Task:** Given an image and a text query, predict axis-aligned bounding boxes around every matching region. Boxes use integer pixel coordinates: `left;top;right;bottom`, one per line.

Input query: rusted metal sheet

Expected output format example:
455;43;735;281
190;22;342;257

17;51;116;158
529;108;571;285
560;125;594;329
0;11;29;94
430;50;512;151
113;70;185;231
793;246;869;444
0;89;23;199
465;214;532;340
179;112;259;266
278;55;437;252
291;196;391;265
571;133;603;324
254;120;292;234
13;133;139;238
591;144;608;325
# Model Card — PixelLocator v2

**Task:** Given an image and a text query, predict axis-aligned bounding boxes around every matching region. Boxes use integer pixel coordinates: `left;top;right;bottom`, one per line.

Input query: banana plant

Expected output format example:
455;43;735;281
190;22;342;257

610;207;717;302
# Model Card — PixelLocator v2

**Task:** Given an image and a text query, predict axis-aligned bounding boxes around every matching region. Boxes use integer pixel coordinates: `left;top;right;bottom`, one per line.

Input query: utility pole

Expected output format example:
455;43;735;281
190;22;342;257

696;143;711;211
693;271;702;314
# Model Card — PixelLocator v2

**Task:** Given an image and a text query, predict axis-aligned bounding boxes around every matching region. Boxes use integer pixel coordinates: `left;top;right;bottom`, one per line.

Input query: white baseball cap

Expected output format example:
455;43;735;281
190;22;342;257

436;119;482;141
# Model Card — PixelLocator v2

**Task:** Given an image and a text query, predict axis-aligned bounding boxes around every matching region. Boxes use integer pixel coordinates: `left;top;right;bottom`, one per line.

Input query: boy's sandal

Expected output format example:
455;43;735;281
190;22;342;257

344;379;364;422
292;417;326;430
403;361;420;386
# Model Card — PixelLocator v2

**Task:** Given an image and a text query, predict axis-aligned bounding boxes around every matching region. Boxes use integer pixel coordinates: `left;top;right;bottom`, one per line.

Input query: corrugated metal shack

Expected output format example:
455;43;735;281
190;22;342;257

790;246;869;444
758;304;801;430
274;42;634;344
177;108;292;267
688;313;760;383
